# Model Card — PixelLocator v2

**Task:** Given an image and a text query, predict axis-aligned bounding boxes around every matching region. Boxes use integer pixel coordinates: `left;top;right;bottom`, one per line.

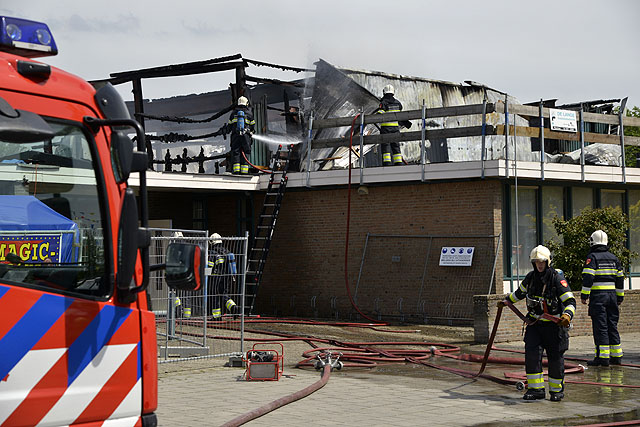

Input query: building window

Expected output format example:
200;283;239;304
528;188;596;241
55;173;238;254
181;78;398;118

601;189;624;210
510;186;537;277
193;199;206;230
541;186;564;244
572;187;593;217
629;190;640;273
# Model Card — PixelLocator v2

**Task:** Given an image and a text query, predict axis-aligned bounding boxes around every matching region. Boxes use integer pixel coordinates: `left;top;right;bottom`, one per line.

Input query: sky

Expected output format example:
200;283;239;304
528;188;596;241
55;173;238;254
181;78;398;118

3;0;639;109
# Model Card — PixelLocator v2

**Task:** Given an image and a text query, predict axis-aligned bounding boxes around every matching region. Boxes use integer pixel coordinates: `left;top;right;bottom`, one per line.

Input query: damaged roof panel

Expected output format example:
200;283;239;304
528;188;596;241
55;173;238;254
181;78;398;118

306;59;528;169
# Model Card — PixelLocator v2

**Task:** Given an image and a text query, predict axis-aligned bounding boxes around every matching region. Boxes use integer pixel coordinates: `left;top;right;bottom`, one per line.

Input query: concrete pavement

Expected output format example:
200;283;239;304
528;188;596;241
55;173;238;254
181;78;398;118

156;331;640;426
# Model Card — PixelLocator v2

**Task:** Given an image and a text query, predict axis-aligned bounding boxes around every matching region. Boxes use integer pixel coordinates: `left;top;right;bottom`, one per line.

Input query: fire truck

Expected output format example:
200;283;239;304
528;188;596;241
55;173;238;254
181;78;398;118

0;17;203;426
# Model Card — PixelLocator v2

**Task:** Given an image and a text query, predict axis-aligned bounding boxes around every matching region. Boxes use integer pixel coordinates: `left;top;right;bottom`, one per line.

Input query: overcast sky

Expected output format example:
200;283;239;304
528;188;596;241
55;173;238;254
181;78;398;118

3;1;639;109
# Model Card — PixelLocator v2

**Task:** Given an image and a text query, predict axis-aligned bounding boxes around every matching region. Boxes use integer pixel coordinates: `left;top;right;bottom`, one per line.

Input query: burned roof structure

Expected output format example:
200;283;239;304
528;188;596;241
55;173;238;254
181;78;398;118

303;59;625;171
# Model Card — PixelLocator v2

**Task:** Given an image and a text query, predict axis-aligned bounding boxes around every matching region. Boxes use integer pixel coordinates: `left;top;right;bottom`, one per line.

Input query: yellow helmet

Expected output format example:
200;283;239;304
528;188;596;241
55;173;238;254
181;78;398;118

530;245;551;263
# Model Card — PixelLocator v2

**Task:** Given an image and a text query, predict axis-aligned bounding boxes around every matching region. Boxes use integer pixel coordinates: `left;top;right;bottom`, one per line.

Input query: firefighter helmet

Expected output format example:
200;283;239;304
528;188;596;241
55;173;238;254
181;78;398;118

237;96;249;106
530;245;551;264
172;231;184;238
383;84;394;95
590;230;608;246
210;232;222;245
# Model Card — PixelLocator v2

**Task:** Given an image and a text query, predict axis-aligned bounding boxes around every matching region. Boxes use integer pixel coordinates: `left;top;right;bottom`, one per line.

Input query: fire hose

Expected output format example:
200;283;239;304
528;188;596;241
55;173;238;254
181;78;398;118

221;363;334;427
241;150;273;174
204;315;640;425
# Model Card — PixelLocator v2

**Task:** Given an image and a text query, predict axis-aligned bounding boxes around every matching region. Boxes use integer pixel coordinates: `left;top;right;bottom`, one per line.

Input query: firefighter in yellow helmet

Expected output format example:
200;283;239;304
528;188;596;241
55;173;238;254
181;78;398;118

498;245;576;401
581;230;625;366
228;96;255;175
375;84;411;166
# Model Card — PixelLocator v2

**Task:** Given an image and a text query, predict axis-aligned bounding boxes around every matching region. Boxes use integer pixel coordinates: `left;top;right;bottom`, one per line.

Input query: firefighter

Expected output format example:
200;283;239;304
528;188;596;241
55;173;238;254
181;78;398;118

581;230;625;366
227;96;255;175
498;245;576;402
208;233;238;318
375;84;411;166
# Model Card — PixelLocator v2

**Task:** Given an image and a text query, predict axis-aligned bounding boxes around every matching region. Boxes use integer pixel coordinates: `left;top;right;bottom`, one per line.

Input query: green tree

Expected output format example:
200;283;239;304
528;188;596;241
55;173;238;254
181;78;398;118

546;207;637;291
623;106;640;167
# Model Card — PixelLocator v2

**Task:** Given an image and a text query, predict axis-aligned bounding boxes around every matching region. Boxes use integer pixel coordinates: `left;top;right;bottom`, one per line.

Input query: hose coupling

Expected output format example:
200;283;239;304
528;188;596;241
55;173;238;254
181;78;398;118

315;351;343;371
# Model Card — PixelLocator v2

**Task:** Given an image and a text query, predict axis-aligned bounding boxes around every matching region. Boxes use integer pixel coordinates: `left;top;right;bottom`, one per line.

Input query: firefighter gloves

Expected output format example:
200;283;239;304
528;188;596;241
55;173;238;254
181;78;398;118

558;314;571;327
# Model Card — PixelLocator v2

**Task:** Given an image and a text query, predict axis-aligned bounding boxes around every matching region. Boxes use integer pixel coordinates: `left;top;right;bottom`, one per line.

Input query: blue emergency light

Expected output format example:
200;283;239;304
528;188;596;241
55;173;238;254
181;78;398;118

0;16;58;58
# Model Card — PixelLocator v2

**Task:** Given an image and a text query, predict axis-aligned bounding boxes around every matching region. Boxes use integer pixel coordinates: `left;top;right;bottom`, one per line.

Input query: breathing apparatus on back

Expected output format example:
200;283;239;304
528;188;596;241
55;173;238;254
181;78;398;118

236;96;250;136
237;110;246;135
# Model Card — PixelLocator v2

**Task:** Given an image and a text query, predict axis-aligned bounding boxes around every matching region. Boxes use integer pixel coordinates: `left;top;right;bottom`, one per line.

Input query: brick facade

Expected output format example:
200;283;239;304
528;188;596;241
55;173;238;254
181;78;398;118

256;179;504;320
474;290;640;344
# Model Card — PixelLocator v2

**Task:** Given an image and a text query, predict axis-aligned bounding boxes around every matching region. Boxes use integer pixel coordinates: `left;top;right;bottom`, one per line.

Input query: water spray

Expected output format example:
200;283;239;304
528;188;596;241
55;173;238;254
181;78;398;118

251;133;303;147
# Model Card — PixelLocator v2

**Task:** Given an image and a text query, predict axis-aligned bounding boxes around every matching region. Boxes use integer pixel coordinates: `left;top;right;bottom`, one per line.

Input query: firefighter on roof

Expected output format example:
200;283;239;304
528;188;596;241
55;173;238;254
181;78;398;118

498;245;576;402
581;230;625;366
208;233;237;318
375;84;411;166
227;96;255;175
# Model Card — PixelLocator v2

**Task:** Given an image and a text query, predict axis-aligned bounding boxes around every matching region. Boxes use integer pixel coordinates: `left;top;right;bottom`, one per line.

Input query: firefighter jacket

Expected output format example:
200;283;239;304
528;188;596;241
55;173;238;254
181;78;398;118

209;244;237;282
228;106;255;152
581;245;624;303
506;267;576;323
376;94;403;134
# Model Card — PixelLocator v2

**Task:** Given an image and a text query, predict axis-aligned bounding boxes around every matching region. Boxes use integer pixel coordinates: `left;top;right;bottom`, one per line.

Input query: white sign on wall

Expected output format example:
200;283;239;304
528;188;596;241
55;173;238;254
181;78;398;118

549;108;577;133
439;247;475;267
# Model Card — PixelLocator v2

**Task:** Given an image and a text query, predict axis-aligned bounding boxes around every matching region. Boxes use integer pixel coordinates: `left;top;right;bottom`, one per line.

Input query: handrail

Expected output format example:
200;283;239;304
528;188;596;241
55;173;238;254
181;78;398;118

312;103;495;129
312;101;640;130
312;124;640;150
494;101;640;128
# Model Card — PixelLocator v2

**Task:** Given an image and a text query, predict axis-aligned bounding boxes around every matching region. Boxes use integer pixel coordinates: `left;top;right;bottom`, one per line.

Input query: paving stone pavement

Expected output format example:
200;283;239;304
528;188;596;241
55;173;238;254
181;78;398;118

156;331;640;426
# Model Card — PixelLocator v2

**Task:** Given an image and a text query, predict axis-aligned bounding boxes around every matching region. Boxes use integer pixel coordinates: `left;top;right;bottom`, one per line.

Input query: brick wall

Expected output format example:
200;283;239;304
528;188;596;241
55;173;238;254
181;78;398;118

256;179;504;320
474;289;640;344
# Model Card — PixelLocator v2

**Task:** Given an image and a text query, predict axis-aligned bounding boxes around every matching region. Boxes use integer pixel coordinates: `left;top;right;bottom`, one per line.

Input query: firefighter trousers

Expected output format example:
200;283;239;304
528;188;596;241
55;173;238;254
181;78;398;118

588;291;621;356
230;134;251;174
381;142;402;165
524;322;568;381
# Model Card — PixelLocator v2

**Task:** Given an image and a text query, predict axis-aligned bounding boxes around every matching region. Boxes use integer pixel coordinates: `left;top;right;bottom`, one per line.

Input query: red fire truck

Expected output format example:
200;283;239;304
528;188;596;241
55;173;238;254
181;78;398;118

0;16;203;426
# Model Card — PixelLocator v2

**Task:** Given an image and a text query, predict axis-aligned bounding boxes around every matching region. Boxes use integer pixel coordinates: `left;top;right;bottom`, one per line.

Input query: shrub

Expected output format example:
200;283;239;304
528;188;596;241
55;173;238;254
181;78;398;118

546;207;637;291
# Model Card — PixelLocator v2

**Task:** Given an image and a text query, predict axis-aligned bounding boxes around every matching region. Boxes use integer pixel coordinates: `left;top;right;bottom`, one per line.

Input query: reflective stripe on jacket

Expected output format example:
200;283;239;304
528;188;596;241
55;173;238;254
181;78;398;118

581;245;624;298
376;94;402;130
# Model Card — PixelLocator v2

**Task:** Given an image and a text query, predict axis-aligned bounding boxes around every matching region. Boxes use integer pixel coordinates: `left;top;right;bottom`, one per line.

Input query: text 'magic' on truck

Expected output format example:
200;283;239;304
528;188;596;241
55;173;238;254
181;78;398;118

0;16;204;426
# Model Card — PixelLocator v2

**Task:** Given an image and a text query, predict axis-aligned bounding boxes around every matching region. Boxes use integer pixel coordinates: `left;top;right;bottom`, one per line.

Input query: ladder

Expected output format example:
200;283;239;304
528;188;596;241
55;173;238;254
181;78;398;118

245;144;293;314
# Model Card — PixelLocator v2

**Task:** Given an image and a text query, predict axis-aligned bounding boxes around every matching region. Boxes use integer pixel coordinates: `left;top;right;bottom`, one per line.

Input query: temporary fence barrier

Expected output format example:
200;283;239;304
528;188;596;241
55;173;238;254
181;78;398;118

148;228;248;363
354;233;501;325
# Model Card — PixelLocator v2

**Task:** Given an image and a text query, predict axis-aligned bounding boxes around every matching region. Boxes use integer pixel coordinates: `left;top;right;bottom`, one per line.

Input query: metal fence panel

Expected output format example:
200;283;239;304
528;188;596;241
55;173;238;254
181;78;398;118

149;229;248;363
354;234;501;324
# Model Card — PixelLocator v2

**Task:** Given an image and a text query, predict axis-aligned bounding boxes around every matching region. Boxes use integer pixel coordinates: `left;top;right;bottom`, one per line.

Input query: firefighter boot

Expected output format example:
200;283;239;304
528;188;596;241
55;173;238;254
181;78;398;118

610;357;622;365
550;391;564;402
522;388;545;400
587;357;610;367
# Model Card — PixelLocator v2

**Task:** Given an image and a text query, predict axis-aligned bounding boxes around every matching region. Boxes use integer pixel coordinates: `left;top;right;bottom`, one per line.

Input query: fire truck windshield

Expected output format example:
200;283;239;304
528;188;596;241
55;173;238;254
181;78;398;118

0;120;110;298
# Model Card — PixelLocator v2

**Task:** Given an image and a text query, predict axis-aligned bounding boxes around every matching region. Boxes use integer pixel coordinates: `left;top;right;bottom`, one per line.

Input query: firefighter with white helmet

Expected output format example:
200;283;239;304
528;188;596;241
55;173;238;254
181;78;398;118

227;96;255;175
207;232;237;318
375;84;411;166
498;245;576;402
582;230;625;366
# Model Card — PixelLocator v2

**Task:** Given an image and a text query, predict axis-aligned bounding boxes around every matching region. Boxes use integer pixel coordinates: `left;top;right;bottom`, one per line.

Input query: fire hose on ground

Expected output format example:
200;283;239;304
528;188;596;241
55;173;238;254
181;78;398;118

191;311;640;425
